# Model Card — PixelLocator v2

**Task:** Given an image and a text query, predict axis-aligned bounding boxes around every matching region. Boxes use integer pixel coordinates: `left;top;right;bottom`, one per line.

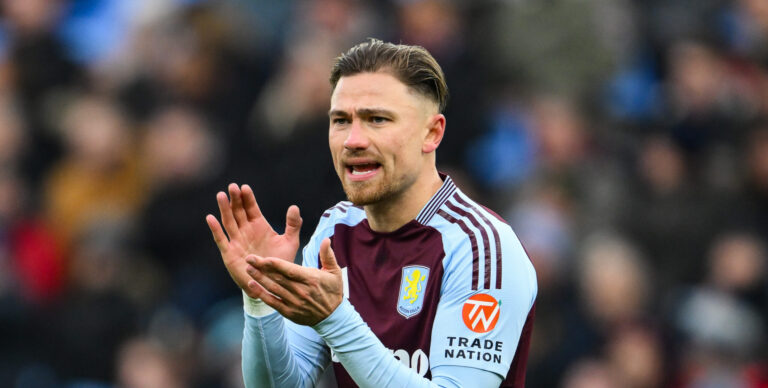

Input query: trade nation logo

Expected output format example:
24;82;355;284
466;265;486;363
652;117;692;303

462;293;500;333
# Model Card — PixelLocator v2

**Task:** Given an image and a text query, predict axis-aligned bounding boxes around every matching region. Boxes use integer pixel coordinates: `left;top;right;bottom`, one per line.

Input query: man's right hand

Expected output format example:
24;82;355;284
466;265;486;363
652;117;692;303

206;183;303;297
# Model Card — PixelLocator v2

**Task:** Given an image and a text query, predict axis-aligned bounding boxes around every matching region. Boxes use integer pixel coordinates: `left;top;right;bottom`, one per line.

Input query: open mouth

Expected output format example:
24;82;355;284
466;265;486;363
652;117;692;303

345;161;381;180
348;163;379;175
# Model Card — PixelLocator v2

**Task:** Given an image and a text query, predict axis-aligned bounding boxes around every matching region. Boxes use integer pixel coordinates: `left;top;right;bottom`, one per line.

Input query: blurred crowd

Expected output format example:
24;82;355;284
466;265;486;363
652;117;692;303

0;0;766;387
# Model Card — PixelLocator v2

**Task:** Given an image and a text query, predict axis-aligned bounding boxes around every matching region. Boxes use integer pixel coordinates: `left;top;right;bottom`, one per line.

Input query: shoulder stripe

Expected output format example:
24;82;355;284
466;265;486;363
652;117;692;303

437;208;479;290
416;176;457;225
454;193;504;289
321;201;353;218
446;199;492;290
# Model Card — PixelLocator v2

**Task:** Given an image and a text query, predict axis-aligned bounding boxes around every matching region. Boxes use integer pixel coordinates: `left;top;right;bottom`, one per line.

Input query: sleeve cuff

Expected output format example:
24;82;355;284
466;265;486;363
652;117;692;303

311;298;355;337
243;290;277;317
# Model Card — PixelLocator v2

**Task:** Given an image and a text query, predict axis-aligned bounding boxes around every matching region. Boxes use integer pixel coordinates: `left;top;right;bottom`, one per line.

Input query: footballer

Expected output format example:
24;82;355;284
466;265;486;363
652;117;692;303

206;39;537;387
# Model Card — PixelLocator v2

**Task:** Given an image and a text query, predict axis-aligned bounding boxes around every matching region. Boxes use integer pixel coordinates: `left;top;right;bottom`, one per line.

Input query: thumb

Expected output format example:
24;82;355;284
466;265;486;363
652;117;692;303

319;238;340;271
284;205;302;241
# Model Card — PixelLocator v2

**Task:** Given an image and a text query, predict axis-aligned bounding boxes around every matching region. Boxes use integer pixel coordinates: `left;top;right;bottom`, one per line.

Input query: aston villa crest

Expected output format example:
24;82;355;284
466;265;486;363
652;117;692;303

397;265;429;318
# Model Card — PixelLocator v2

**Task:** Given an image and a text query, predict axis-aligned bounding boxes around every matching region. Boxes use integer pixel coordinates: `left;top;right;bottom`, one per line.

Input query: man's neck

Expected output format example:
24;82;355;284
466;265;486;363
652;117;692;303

364;168;443;233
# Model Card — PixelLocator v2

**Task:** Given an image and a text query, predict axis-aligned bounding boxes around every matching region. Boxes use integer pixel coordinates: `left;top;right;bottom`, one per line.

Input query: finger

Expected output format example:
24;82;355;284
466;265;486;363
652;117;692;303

240;184;263;221
245;260;302;305
319;238;340;271
205;214;229;253
247;255;307;282
284;205;303;242
245;280;288;310
228;183;248;227
217;191;240;239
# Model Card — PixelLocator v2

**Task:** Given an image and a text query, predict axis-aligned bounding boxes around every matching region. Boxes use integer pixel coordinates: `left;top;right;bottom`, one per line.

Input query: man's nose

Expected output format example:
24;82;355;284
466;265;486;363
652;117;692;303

343;120;370;150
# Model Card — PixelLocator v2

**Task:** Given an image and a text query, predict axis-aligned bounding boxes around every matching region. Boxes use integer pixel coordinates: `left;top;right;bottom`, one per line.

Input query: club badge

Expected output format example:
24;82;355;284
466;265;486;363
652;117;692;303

397;265;429;318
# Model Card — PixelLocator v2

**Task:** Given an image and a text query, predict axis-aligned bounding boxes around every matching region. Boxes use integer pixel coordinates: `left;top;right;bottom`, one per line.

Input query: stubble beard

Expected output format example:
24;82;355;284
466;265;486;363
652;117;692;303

342;178;397;206
341;168;420;207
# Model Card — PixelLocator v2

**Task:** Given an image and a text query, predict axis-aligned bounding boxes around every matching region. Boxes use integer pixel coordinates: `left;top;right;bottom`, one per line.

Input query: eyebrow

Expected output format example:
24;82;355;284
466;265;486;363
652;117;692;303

328;108;396;118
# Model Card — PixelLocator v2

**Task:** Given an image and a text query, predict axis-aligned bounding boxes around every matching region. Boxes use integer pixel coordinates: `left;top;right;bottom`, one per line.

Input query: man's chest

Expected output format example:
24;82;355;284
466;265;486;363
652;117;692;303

330;222;446;348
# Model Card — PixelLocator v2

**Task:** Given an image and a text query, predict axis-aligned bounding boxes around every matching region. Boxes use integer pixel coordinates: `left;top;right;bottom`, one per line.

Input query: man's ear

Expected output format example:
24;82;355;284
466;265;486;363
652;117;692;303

422;113;446;154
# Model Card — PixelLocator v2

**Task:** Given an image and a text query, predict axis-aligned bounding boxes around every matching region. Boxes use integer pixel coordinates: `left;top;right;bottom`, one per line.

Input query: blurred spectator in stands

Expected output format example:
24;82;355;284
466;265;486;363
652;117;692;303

113;1;267;157
621;133;717;289
528;233;651;387
198;299;247;388
732;124;768;240
673;230;768;387
138;105;228;320
562;359;620;388
605;324;665;388
578;234;651;330
706;232;767;320
485;0;613;98
511;181;574;387
509;181;574;293
116;337;186;388
0;170;62;305
529;96;625;232
720;0;768;62
675;289;765;387
567;234;652;373
2;0;82;188
0;96;25;171
49;220;139;382
251;37;336;143
0;90;62;306
397;0;486;169
0;170;63;385
532;97;590;175
242;2;365;241
465;98;536;193
43;93;145;255
666;41;760;158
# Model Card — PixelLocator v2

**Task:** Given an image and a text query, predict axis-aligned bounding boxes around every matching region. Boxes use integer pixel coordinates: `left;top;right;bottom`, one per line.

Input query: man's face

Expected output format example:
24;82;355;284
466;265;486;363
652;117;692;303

328;71;436;206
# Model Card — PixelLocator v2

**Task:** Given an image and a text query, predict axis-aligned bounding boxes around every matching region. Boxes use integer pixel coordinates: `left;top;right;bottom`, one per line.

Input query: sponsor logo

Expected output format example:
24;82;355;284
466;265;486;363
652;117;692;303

444;337;503;364
392;348;429;376
397;266;429;318
462;293;500;333
332;347;429;376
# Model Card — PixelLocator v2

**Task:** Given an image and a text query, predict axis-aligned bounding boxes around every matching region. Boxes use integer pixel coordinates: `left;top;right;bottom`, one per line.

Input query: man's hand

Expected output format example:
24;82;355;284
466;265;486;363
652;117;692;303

206;183;302;297
244;238;343;326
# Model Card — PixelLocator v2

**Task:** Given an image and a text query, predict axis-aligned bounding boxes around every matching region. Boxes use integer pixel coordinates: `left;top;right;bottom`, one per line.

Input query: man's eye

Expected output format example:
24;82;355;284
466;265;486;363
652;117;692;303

371;116;388;124
332;118;349;125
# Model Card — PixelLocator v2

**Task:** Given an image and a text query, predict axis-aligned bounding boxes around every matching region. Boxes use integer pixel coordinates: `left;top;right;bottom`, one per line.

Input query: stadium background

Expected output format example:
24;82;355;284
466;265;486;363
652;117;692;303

0;0;767;387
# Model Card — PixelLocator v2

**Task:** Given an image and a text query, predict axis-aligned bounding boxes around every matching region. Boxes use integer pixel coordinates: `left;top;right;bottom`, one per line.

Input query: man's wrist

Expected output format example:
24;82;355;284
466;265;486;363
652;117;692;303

242;290;277;317
312;298;354;336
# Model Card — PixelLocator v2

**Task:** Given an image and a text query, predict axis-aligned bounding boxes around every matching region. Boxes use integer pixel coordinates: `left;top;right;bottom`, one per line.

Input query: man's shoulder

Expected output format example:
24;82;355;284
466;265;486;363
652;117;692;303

428;190;514;242
315;200;366;231
427;190;532;291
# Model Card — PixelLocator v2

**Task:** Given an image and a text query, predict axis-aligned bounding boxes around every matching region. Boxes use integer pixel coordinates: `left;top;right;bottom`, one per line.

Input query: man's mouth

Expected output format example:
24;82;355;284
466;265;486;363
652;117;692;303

349;163;380;175
344;161;381;181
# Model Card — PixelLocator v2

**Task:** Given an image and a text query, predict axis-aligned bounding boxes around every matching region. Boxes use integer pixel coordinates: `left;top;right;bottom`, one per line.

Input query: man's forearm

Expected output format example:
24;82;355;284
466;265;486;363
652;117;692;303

312;299;502;388
242;294;330;388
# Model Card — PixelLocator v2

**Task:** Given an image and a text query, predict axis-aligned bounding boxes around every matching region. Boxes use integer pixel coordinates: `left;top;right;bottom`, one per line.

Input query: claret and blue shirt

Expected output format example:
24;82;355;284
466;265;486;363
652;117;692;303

241;175;537;388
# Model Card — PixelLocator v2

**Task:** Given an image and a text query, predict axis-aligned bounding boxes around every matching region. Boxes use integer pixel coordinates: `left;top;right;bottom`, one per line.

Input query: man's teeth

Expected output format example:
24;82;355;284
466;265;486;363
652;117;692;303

351;165;377;175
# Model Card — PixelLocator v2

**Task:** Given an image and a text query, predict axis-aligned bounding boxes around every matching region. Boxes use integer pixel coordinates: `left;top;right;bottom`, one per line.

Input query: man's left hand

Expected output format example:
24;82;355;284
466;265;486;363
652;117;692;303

244;238;343;326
